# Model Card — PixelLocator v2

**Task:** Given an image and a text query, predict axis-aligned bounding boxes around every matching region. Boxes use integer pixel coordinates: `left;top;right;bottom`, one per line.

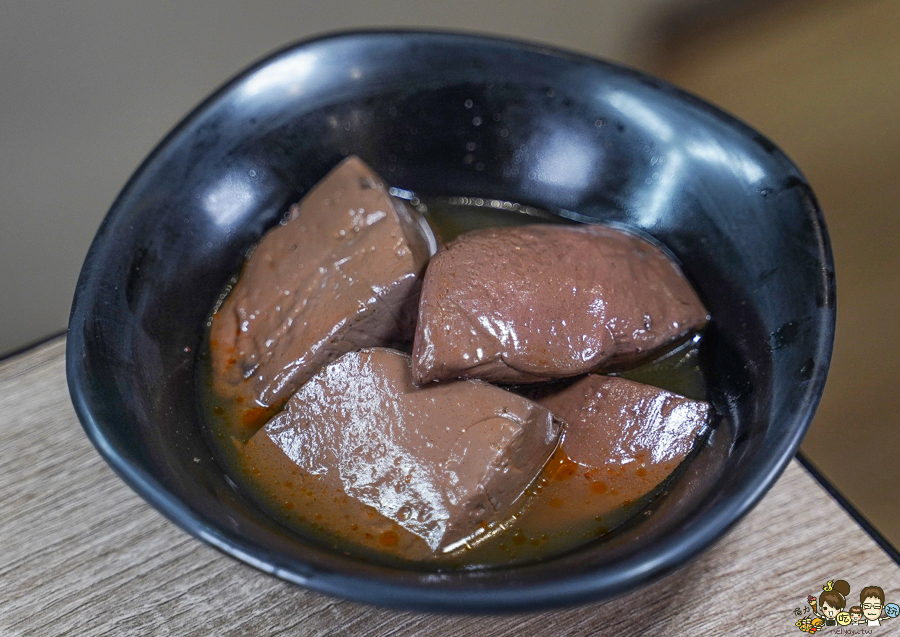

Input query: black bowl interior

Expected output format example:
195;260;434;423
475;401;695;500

67;31;834;611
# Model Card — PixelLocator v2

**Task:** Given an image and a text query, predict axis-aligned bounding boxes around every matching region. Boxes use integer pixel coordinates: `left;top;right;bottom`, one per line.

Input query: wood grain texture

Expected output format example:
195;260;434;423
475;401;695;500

2;338;898;636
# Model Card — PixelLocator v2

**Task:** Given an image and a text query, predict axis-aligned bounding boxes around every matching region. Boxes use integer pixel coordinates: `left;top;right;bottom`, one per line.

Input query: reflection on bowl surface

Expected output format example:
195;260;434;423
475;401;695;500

67;30;834;611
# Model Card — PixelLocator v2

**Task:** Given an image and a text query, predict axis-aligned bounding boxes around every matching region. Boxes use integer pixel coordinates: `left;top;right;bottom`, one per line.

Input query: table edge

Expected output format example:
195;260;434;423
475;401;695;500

5;333;898;568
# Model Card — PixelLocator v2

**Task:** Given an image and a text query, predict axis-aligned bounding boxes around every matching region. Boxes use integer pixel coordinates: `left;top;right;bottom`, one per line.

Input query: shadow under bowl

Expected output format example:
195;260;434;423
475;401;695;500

66;30;835;612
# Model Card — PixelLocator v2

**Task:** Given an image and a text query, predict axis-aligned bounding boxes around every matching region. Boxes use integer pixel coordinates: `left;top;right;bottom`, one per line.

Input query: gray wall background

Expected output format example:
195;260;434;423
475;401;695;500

0;0;686;356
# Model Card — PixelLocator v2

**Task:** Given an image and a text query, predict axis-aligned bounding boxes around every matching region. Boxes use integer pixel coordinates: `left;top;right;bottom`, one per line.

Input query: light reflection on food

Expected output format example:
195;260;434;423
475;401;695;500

255;348;559;551
202;156;712;567
412;223;708;385
209;156;435;421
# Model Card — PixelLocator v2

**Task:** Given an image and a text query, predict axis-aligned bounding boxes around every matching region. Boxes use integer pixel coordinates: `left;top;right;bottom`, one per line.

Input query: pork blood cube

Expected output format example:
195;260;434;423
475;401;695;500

210;156;435;416
539;375;710;497
412;224;708;385
255;348;560;551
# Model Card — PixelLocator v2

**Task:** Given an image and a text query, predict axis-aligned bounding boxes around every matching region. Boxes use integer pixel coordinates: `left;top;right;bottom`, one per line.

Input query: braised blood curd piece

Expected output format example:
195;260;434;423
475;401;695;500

210;156;435;417
411;224;708;385
537;375;709;513
252;348;560;551
466;375;711;545
416;375;712;560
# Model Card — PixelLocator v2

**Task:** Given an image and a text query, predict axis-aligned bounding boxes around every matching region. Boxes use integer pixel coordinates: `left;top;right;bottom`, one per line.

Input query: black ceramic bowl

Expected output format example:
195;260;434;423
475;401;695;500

67;30;834;611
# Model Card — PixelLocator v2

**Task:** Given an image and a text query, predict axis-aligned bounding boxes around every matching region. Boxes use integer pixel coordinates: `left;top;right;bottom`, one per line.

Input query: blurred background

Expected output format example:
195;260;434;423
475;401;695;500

2;0;897;549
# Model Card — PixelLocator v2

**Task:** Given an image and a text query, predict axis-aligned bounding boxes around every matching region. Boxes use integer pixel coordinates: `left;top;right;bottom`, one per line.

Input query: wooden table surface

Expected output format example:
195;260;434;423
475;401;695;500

2;337;899;636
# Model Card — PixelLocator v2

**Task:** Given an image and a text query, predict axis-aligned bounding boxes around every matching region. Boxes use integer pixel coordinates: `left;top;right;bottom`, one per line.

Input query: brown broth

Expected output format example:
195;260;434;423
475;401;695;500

198;196;709;569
